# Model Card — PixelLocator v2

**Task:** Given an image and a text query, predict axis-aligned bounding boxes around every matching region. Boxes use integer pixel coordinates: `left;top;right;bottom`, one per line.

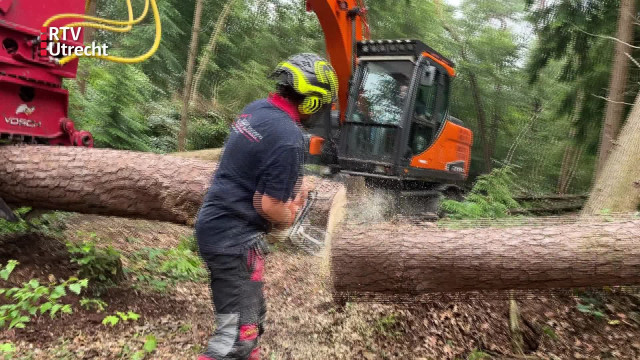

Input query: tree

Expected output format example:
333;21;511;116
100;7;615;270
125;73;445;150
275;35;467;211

78;0;98;95
190;0;238;105
595;0;636;177
178;0;205;151
557;91;585;194
526;0;625;190
582;90;640;214
436;0;525;174
68;62;157;151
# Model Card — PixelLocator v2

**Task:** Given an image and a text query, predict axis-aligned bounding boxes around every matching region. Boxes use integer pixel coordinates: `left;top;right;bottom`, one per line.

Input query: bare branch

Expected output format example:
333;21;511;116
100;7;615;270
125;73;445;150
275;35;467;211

592;94;636;106
573;25;640;49
625;52;640;68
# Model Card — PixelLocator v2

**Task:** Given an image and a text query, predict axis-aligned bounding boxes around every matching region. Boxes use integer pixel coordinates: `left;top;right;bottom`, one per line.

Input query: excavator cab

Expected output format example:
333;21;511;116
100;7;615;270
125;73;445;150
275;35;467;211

335;39;472;186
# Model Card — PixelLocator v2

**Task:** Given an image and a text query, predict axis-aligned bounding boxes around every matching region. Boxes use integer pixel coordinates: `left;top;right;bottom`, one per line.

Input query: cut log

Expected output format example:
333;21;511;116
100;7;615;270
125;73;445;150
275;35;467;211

330;216;640;298
0;146;215;225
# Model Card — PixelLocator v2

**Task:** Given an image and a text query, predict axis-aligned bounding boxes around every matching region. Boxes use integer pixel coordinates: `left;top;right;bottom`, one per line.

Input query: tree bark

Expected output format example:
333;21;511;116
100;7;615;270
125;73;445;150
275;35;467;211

595;0;636;177
582;91;640;215
177;0;205;152
0;146;214;225
331;217;640;297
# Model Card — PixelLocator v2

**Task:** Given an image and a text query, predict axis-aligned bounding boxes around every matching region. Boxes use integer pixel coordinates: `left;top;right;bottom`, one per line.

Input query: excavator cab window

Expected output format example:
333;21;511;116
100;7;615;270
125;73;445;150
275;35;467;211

351;61;412;125
408;66;449;156
344;60;414;161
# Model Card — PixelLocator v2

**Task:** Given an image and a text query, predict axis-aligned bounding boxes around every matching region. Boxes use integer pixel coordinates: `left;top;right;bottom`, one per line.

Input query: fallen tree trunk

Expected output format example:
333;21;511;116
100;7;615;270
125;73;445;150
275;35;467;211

330;216;640;298
0;146;215;225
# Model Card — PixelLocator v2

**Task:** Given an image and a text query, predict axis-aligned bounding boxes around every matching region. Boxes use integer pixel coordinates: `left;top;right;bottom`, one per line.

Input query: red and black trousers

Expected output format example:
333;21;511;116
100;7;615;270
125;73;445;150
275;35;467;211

200;241;268;360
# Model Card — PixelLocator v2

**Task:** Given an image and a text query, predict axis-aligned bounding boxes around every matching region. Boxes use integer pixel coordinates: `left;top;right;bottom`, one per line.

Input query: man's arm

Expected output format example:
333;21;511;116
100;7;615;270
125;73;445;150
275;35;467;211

255;193;299;227
254;175;316;228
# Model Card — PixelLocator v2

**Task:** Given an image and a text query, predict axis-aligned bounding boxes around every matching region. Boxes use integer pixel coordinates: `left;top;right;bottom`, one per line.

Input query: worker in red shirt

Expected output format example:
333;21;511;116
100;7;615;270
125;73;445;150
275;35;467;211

195;53;338;360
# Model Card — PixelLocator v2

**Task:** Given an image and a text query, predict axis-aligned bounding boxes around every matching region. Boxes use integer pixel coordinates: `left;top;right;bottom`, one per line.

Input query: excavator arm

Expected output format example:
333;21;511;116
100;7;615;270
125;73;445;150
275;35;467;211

305;0;368;121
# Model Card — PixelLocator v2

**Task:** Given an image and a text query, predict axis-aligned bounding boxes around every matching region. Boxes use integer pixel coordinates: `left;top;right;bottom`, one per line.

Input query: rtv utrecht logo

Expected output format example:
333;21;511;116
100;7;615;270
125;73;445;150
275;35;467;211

40;27;109;58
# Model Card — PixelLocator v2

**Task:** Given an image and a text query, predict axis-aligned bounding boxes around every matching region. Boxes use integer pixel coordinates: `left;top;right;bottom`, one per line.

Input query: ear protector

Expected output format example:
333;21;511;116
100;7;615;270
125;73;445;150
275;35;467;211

299;95;323;115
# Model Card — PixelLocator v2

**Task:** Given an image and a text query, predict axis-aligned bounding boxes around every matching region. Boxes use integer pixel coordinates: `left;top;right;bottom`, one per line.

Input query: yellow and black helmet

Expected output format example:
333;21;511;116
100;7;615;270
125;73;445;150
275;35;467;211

270;53;339;115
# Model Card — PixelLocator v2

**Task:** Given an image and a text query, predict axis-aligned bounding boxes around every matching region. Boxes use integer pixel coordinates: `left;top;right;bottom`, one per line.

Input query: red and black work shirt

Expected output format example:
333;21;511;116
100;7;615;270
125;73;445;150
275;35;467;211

195;94;305;254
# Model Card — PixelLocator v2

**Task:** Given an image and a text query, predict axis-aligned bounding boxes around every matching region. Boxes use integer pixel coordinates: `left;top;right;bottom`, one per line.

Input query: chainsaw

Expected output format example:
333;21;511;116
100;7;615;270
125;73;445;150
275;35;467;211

286;190;326;255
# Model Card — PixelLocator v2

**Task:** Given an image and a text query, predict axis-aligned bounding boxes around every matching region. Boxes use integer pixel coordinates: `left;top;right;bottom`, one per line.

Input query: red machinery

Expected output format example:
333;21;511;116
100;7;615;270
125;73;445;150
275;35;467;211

0;0;93;147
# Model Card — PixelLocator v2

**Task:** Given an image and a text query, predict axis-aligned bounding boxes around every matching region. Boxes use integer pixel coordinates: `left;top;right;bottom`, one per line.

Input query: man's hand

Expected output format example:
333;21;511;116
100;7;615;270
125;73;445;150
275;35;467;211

255;192;299;229
293;177;316;207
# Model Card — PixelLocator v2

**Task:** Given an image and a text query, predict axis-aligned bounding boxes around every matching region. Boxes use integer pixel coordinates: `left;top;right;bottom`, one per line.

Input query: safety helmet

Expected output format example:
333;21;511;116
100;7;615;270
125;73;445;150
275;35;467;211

270;53;339;115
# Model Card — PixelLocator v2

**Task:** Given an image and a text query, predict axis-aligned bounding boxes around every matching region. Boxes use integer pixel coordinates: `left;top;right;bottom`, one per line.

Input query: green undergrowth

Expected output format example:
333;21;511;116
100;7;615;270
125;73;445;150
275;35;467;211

67;237;125;295
0;208;68;237
0;260;88;330
441;167;521;220
127;238;207;292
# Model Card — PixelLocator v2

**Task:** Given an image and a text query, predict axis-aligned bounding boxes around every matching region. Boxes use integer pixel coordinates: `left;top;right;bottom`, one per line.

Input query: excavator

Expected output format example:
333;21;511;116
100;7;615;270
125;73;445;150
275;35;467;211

305;0;472;189
0;0;473;232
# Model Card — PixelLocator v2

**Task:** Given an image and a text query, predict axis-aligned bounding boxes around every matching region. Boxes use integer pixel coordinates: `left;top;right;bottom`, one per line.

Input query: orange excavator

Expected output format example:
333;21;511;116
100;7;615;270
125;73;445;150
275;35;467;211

289;1;475;251
305;0;473;202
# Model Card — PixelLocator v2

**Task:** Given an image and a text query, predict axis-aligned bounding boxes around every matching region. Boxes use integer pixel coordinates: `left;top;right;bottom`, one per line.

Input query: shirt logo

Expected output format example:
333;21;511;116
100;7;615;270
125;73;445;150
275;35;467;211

232;114;263;143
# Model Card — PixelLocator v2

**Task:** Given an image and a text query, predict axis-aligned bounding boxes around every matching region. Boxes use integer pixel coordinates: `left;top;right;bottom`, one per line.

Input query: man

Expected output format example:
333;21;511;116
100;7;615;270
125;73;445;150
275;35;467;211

195;53;338;360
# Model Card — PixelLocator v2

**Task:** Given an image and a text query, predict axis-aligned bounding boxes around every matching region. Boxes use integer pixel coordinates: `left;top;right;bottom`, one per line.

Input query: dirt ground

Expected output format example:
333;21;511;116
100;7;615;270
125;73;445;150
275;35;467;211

1;214;640;359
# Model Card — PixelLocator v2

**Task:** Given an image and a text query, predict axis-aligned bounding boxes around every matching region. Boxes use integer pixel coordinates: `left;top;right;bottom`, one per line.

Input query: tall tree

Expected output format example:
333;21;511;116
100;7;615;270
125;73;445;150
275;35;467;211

557;91;584;194
190;0;237;105
583;90;640;214
78;0;98;95
595;0;636;177
438;0;524;173
178;0;205;151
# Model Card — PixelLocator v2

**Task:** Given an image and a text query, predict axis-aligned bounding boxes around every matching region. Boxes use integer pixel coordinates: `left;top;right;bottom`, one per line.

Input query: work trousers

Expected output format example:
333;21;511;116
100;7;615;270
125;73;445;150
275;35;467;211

200;241;268;360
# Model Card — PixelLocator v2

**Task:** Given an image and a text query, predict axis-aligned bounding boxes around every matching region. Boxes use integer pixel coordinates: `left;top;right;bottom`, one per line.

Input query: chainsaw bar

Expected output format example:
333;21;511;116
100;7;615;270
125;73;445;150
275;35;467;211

287;190;327;255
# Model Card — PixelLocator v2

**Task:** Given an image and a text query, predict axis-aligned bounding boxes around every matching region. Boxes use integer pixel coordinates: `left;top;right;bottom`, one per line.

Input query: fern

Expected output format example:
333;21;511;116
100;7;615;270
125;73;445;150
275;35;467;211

441;167;521;219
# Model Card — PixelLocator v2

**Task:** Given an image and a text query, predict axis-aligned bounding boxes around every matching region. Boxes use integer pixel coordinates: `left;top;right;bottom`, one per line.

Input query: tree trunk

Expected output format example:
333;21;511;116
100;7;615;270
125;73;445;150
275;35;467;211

177;0;205;152
440;21;492;173
557;91;584;194
562;143;584;195
190;0;236;105
77;0;98;95
595;0;636;177
488;82;502;161
0;146;214;225
582;91;640;215
330;217;640;298
468;72;492;173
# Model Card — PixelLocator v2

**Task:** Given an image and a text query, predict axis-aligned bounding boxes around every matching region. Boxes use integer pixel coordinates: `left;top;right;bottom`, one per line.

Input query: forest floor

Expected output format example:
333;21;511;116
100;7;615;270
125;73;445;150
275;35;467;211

1;214;640;360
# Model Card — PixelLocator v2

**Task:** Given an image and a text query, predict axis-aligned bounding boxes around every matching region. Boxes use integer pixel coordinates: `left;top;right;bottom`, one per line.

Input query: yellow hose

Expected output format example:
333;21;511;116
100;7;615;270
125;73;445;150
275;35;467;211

44;0;149;29
64;0;150;33
44;0;136;33
58;0;161;65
